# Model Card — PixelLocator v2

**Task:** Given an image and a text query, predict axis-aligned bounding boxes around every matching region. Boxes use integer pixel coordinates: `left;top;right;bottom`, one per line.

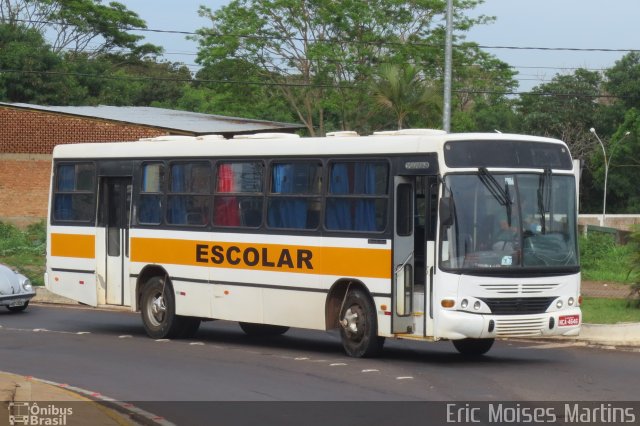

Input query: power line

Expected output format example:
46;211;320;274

13;19;640;53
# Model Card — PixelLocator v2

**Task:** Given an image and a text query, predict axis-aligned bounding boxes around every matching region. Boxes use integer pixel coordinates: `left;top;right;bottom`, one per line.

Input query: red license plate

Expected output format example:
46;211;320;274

558;315;580;327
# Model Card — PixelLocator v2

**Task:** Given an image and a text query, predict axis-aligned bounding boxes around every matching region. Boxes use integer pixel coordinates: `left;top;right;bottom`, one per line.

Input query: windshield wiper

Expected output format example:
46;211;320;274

478;167;513;226
537;167;552;233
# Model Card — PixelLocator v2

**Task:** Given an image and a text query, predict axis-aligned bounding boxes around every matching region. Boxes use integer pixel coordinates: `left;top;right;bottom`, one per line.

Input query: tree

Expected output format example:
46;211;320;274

590;109;640;213
370;64;440;129
0;23;86;103
517;69;604;159
171;59;296;123
194;0;491;135
605;52;640;110
0;0;159;56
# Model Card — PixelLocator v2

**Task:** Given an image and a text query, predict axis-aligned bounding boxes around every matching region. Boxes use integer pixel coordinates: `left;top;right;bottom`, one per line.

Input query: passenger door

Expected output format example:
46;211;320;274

393;176;415;333
98;178;132;305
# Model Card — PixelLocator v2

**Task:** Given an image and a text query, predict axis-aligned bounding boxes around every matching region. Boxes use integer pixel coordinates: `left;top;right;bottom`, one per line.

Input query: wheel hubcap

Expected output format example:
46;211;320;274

342;305;365;340
149;293;166;325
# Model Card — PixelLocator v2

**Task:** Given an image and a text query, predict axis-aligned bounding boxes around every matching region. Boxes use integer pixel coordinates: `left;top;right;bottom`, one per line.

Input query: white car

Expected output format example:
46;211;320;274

0;263;35;312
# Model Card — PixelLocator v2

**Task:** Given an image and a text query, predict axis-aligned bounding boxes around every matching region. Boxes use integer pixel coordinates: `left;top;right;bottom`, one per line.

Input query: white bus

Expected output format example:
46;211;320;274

45;130;581;357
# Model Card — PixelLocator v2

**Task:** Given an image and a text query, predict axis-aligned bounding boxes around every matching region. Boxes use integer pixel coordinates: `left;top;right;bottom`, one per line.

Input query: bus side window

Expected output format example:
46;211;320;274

267;162;322;230
52;163;96;223
325;161;389;232
214;161;264;228
138;162;164;225
167;162;211;226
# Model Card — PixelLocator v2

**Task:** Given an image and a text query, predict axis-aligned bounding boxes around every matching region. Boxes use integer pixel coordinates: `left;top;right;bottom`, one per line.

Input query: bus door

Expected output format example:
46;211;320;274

97;177;132;305
393;176;415;334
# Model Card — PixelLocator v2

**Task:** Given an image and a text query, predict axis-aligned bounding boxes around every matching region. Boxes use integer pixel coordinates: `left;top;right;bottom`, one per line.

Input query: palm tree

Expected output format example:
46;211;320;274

370;64;440;130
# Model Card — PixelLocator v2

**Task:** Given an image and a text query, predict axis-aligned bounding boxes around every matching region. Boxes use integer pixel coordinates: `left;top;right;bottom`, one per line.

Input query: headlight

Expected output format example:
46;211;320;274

556;299;563;309
473;301;481;310
461;299;469;309
20;277;33;293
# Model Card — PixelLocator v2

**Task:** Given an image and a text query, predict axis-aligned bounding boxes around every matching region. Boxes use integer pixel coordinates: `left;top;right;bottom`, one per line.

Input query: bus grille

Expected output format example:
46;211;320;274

480;297;556;315
494;317;547;337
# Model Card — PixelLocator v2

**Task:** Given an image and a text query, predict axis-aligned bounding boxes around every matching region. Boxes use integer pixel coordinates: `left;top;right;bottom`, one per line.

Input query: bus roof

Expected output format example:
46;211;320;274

51;131;567;160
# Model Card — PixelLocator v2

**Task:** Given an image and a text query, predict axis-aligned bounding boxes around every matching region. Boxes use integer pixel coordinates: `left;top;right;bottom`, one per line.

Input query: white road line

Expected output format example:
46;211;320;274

361;369;379;373
396;376;414;380
118;335;132;339
155;339;170;343
76;331;90;335
330;363;347;366
189;342;205;346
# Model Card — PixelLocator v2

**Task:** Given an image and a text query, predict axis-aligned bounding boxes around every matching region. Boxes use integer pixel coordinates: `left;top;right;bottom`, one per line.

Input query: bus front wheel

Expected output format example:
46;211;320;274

452;338;494;356
339;289;384;358
141;276;185;339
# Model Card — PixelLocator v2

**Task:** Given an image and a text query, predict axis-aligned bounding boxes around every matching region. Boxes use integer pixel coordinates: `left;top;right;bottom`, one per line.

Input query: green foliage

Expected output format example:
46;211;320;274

578;232;635;283
518;69;603;159
605;52;640;110
581;297;640;324
0;221;46;286
370;64;441;130
194;0;497;135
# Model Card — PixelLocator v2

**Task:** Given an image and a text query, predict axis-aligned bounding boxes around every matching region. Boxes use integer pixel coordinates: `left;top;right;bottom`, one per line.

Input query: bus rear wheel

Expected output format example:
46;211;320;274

339;289;384;358
141;276;186;339
452;338;494;356
239;322;289;336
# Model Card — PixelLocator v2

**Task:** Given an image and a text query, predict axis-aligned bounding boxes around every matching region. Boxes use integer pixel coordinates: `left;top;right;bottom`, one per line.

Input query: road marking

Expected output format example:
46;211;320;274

189;342;205;346
362;369;379;373
76;331;90;335
396;376;414;380
295;357;309;361
330;363;347;366
118;335;132;339
155;339;170;343
33;328;49;332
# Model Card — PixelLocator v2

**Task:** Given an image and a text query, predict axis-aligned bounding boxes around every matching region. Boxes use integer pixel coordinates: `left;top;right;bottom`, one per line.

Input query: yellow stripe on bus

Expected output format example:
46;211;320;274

50;233;95;258
130;237;392;279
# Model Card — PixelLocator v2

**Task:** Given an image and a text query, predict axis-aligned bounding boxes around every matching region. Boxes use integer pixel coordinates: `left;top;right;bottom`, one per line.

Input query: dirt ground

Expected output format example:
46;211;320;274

581;280;632;298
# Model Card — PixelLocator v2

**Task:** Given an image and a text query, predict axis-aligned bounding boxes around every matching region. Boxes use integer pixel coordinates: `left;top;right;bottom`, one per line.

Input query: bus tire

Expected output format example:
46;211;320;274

339;289;384;358
452;338;494;356
239;322;289;336
141;276;184;339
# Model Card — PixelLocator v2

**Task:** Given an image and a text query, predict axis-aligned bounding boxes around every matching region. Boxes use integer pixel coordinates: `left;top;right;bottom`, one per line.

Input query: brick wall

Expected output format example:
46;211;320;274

0;106;167;154
0;106;169;226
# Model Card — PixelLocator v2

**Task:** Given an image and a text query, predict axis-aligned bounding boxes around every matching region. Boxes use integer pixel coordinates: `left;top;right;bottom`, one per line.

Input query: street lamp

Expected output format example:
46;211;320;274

589;128;631;227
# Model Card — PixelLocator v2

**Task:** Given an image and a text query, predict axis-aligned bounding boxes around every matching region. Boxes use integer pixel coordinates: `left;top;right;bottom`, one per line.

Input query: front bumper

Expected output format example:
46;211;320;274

0;291;36;307
437;307;582;340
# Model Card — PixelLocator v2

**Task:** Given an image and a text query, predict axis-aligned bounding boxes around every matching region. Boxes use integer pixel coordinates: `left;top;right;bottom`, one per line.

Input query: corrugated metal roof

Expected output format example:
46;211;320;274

0;103;305;135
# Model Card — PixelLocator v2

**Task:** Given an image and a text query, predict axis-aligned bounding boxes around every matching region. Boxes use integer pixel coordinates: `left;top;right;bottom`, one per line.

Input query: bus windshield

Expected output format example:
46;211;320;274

440;171;579;272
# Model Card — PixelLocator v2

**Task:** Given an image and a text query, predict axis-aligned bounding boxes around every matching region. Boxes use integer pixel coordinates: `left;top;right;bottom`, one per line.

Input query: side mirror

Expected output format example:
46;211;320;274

439;197;454;227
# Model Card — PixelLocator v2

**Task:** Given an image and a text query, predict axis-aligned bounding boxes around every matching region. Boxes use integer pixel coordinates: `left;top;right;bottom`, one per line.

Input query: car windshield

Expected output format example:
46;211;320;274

439;172;579;272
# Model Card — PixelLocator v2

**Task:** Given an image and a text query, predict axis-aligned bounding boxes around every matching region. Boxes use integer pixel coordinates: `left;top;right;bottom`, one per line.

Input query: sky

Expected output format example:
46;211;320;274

117;0;640;92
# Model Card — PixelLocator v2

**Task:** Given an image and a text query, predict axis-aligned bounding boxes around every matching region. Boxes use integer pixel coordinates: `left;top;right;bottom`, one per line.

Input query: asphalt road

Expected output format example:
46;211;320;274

1;304;639;424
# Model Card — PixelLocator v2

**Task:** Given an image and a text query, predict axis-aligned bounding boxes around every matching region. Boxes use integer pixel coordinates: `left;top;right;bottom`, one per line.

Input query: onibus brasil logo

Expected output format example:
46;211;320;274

8;402;73;425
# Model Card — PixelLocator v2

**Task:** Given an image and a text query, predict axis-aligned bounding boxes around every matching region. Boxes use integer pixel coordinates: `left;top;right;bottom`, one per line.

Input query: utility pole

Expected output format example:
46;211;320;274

442;0;453;133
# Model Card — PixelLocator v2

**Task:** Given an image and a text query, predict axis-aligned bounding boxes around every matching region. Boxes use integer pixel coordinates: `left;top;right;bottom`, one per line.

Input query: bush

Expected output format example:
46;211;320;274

0;221;46;285
578;231;635;283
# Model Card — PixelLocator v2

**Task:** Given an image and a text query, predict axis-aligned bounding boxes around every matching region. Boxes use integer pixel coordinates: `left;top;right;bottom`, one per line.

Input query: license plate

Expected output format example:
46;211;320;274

558;315;580;327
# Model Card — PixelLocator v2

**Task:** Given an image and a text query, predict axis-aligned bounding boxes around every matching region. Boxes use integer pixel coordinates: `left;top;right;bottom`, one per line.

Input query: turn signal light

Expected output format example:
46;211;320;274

578;295;583;306
441;299;455;308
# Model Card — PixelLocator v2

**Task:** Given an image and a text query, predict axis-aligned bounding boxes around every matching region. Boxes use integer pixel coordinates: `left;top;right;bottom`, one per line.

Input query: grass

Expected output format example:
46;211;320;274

581;297;640;324
0;221;46;286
